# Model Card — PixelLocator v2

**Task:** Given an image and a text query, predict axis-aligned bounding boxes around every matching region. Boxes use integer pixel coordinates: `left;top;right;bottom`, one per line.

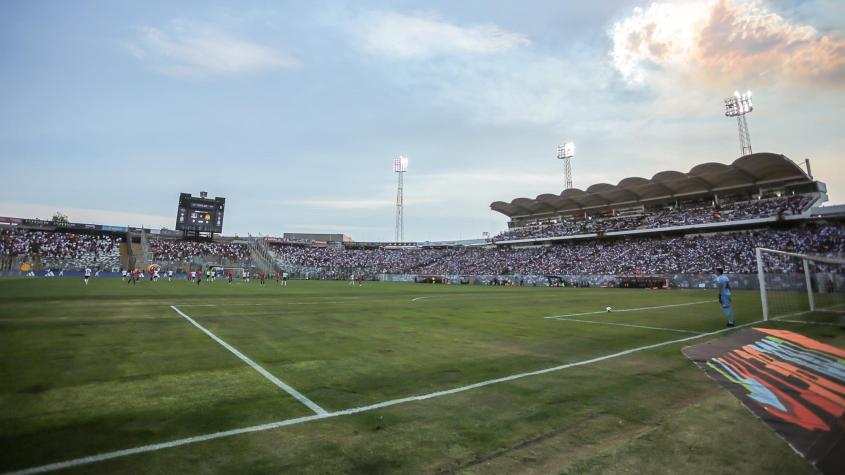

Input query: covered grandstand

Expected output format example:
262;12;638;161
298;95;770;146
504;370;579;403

490;153;824;225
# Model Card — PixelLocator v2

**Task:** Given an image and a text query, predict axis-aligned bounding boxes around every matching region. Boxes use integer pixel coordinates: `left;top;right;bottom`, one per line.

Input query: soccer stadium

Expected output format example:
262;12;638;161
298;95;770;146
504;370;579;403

2;2;845;475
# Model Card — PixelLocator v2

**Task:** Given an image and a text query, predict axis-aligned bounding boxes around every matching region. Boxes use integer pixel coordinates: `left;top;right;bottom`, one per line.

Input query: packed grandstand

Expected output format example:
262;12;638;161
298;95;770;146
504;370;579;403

1;153;843;289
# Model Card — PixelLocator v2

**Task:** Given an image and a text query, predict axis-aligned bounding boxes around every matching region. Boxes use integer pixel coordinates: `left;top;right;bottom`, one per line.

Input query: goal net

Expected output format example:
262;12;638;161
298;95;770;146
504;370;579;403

756;247;845;323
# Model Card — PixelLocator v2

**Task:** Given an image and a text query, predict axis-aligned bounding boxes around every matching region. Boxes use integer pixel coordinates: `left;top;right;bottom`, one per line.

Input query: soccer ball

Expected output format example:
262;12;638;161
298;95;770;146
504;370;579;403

606;306;612;312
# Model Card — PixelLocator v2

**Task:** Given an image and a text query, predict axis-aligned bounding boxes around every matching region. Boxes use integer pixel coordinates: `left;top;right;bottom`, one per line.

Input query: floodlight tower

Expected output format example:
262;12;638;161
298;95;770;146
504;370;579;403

724;90;754;156
393;156;408;241
556;142;575;189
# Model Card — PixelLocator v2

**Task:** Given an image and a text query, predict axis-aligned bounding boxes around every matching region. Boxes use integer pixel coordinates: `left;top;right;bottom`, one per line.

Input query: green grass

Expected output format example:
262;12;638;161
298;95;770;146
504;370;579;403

0;277;841;474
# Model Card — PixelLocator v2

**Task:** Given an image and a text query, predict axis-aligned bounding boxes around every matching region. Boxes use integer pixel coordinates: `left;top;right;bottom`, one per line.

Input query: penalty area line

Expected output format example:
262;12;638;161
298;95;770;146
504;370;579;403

546;317;703;334
6;318;762;475
543;300;711;319
169;305;327;416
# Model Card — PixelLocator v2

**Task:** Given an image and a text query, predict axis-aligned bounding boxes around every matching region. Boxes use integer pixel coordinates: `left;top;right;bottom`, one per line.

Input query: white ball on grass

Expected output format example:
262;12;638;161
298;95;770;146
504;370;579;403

606;306;612;312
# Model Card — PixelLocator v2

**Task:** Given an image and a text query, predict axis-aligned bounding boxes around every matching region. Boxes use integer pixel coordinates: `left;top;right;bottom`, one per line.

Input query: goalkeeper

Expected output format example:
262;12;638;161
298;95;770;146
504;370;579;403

715;268;734;327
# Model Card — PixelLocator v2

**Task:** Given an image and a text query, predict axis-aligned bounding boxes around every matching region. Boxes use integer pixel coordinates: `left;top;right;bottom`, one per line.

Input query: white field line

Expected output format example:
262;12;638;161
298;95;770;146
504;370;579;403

546;317;703;334
543;300;711;319
410;296;435;302
176;301;351;307
818;309;845;314
770;309;814;321
7;318;763;475
170;306;327;416
775;319;843;327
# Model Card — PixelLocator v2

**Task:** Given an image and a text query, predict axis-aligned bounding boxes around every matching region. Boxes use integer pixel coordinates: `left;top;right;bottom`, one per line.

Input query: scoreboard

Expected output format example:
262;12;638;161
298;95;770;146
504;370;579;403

175;193;225;233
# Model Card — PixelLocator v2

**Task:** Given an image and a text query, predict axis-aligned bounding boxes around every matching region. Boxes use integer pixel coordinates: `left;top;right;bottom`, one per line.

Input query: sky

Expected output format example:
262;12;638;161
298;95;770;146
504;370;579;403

1;0;843;241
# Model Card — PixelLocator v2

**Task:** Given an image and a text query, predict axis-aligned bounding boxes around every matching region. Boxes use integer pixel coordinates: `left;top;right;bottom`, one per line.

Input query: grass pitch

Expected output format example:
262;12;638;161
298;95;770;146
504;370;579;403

1;277;842;474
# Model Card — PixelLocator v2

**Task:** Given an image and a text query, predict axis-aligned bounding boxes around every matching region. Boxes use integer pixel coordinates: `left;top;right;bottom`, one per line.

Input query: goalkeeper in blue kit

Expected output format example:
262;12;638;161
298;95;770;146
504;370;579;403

715;268;734;327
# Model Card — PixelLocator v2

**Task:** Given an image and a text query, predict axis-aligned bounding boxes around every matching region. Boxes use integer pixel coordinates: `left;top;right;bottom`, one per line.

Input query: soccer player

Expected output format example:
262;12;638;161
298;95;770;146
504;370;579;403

121;269;127;281
282;271;288;287
167;269;173;282
152;268;159;282
349;273;356;286
259;271;266;285
715;268;734;327
83;267;92;285
227;270;233;284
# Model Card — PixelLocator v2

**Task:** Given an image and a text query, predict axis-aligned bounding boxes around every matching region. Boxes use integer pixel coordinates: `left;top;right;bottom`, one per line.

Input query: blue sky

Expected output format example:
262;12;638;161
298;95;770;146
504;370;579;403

1;0;844;241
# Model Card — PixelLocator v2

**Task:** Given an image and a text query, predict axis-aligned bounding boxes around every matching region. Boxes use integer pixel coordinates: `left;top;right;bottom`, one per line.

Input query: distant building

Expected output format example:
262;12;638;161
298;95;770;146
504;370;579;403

283;233;353;243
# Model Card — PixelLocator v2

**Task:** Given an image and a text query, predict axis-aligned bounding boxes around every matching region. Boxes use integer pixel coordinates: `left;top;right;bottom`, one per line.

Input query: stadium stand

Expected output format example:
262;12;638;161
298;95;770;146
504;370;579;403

268;221;844;277
148;238;249;262
493;194;815;241
0;228;122;271
490;153;823;242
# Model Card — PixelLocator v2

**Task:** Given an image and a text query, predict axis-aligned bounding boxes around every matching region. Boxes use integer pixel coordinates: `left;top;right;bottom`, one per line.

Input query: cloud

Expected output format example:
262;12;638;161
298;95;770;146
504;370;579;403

0;202;173;229
130;22;299;77
354;11;529;59
610;0;845;89
419;52;612;125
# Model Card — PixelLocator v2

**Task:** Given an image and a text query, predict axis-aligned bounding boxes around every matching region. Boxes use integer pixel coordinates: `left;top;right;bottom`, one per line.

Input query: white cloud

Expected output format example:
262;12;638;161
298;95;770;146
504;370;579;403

610;0;845;89
421;53;606;125
0;202;173;229
130;22;299;77
354;11;529;59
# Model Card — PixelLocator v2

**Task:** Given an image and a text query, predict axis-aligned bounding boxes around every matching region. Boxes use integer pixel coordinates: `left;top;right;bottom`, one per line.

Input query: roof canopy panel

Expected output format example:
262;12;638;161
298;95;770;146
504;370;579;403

491;153;812;218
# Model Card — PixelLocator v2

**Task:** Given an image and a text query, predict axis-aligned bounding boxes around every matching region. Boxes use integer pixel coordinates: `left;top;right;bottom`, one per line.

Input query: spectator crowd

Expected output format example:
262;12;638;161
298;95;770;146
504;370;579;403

495;194;815;241
0;228;122;270
0;228;121;258
271;222;844;276
149;239;248;262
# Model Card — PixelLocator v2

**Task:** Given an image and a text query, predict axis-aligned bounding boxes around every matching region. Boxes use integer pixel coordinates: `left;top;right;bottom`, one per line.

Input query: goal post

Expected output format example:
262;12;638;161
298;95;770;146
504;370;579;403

756;247;845;322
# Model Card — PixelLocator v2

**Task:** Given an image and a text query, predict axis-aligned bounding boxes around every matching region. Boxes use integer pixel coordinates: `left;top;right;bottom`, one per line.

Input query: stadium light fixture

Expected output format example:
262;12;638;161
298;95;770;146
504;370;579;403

393;156;409;241
393;156;409;173
724;90;754;156
556;142;575;190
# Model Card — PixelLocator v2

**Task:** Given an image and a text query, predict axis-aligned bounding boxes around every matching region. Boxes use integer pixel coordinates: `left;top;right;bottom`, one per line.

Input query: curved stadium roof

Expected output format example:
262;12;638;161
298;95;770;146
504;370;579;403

491;153;812;218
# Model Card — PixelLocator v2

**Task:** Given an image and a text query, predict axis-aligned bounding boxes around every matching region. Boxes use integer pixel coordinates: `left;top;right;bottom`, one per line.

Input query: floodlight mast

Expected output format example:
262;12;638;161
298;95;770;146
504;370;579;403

556;142;575;190
393;156;408;241
724;90;754;156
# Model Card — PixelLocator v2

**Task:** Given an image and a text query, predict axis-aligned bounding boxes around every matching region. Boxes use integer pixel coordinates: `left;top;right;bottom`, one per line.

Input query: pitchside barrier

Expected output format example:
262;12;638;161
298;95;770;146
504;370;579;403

378;273;802;289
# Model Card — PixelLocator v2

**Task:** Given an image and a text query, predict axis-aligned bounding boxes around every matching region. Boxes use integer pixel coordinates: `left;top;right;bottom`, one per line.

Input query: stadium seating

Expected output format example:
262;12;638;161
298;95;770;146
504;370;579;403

148;239;249;264
0;229;122;270
269;221;844;277
494;194;815;241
